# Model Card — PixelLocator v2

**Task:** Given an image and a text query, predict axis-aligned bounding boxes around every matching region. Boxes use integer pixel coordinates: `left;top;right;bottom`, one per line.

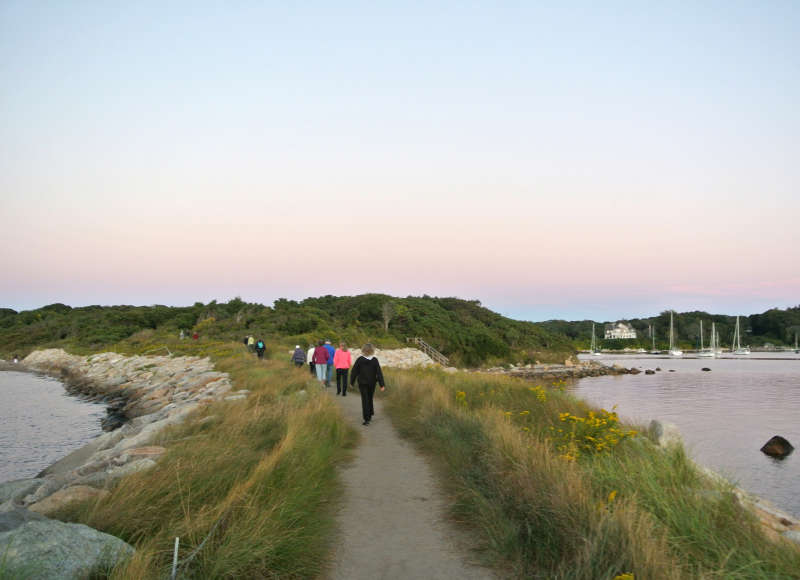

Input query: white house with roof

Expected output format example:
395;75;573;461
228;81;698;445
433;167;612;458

604;322;637;339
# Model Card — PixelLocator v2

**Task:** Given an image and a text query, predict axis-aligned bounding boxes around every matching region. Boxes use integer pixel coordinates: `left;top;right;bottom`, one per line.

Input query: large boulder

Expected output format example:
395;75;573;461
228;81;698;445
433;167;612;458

0;478;42;505
0;519;133;579
0;502;47;532
28;485;110;516
760;435;794;458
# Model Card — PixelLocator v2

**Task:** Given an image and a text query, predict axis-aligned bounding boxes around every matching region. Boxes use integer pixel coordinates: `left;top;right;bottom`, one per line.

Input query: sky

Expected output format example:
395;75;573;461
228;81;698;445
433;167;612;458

1;1;798;322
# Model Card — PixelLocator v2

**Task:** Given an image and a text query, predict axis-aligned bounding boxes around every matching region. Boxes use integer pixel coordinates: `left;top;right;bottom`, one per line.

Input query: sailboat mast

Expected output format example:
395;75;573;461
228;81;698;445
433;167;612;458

735;316;741;350
700;320;704;351
669;311;674;350
711;322;716;351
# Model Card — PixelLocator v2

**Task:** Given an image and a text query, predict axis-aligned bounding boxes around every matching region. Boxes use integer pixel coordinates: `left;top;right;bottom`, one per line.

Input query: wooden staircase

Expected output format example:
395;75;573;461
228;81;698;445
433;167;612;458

406;337;450;366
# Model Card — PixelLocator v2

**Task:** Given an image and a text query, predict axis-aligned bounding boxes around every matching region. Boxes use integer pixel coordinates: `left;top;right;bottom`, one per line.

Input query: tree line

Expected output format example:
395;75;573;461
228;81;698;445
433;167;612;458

0;294;574;366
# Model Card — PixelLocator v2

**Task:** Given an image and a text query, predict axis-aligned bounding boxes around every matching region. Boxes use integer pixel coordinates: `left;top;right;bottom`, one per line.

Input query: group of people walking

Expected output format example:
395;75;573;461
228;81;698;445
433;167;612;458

243;335;267;359
291;340;385;426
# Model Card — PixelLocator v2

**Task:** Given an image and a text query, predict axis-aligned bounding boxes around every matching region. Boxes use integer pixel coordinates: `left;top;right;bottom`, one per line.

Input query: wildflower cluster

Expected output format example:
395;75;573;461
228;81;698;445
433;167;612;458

455;390;467;406
550;407;637;460
527;385;547;402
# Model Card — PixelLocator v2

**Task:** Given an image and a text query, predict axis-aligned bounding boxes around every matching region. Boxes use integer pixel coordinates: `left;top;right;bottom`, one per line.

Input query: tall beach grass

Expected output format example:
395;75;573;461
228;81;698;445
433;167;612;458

54;335;357;578
382;369;800;579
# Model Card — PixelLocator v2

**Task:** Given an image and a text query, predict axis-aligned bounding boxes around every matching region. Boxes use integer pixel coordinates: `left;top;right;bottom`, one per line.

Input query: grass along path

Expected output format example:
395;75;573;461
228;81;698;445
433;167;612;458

325;382;496;580
380;368;800;579
50;338;357;579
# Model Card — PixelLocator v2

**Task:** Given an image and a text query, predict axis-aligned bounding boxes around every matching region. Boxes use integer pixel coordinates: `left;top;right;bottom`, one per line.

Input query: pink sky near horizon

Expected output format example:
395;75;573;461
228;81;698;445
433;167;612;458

1;2;798;321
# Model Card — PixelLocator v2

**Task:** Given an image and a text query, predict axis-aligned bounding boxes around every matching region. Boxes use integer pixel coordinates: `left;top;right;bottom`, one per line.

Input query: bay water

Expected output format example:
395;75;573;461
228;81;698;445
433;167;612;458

574;352;800;517
0;370;106;482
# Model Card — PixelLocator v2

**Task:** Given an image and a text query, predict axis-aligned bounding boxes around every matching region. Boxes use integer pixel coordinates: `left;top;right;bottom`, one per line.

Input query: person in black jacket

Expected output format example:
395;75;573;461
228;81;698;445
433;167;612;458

350;343;385;425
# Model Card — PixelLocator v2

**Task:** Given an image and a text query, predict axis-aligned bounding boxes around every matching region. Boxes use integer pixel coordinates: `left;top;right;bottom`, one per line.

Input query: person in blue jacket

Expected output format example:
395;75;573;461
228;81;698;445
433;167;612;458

324;340;336;388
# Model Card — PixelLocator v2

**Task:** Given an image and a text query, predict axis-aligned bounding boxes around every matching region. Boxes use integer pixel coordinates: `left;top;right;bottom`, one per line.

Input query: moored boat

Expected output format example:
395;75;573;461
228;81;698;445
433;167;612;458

669;311;683;357
732;316;750;355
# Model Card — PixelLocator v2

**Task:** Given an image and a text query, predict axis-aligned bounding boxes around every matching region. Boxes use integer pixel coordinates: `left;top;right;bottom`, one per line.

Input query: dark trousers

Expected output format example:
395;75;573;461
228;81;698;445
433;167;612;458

309;362;315;376
256;349;265;359
336;368;349;394
358;382;376;422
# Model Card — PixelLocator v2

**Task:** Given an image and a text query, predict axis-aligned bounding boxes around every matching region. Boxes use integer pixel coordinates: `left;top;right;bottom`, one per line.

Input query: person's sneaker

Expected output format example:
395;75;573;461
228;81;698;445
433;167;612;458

362;421;369;426
342;393;347;397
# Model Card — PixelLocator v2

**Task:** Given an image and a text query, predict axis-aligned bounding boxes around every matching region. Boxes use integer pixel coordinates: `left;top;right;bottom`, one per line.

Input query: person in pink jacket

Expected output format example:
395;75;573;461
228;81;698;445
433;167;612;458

333;342;352;396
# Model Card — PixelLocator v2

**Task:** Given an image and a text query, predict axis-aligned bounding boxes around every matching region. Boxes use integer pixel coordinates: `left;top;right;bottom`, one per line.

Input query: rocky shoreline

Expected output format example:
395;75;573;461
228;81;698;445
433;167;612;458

480;358;637;380
0;348;248;578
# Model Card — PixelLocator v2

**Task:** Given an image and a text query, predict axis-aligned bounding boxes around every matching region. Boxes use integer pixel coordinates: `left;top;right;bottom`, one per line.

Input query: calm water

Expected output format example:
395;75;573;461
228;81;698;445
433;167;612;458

573;352;800;517
0;371;106;482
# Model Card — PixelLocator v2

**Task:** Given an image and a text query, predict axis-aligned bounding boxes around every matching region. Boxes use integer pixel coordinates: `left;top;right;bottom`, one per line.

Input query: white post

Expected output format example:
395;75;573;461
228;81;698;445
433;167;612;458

171;537;180;579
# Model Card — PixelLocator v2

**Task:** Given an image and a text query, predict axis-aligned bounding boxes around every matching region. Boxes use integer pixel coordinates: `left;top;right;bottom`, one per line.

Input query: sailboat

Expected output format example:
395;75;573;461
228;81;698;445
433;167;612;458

713;323;722;356
590;323;602;356
697;320;715;358
649;325;660;354
732;316;751;355
669;311;683;357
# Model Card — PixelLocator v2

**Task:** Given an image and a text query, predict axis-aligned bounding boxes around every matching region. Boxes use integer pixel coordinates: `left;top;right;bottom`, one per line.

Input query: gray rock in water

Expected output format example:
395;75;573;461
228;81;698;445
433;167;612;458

701;367;711;372
760;435;794;458
644;369;655;375
0;519;134;579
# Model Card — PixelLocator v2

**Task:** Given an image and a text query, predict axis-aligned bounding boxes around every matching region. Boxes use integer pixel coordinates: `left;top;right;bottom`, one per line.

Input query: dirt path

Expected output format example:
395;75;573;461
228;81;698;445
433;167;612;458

325;385;496;580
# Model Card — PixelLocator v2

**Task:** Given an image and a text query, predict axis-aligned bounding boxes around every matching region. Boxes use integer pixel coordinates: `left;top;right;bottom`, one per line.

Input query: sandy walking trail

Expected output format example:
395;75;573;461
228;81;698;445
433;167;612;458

325;386;496;580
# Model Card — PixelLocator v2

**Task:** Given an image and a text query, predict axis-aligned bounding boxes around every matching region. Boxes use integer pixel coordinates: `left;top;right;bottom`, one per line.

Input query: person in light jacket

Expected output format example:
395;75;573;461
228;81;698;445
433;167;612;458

333;342;352;396
307;343;316;376
350;343;385;425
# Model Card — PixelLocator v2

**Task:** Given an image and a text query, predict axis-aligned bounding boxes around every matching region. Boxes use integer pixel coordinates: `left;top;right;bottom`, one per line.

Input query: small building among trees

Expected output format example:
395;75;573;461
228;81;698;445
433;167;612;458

605;322;637;340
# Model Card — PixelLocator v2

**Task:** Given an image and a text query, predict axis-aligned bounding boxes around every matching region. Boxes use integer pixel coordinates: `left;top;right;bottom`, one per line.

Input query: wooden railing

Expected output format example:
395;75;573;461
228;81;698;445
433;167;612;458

406;337;450;366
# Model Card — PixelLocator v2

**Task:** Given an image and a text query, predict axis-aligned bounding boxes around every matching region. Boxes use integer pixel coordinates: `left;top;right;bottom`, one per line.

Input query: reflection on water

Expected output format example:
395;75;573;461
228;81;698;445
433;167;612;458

573;352;800;517
0;371;106;482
